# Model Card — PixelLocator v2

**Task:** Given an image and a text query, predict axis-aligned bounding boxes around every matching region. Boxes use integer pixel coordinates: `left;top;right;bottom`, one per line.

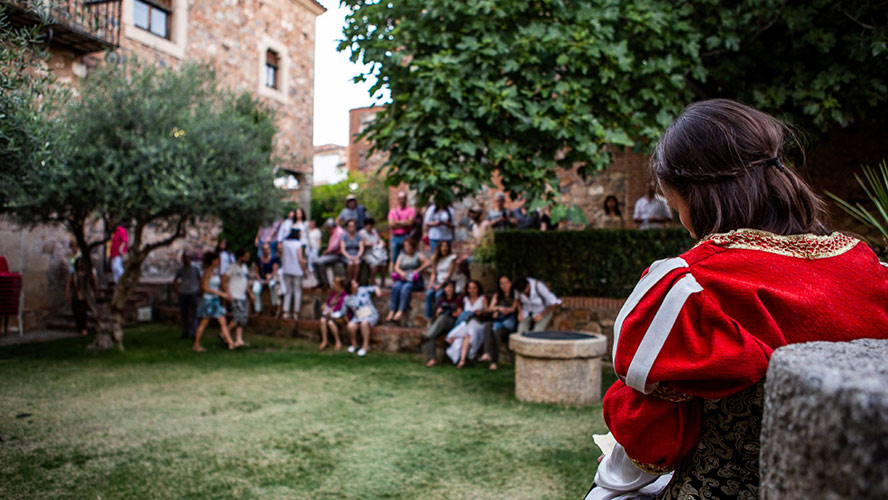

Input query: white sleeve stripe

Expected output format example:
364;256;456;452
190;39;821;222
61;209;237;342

881;262;887;268
625;274;703;393
613;257;689;360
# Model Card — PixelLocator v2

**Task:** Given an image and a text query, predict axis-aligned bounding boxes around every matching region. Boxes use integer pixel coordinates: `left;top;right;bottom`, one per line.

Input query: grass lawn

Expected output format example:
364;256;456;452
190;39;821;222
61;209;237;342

0;324;615;499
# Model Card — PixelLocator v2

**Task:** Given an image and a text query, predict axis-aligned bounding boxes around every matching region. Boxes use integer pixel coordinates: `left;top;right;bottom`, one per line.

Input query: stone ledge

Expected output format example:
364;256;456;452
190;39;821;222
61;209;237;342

760;338;888;500
509;332;607;359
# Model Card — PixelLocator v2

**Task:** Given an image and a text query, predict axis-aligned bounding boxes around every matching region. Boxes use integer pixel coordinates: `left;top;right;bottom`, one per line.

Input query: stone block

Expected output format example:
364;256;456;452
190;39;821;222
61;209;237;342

760;339;888;500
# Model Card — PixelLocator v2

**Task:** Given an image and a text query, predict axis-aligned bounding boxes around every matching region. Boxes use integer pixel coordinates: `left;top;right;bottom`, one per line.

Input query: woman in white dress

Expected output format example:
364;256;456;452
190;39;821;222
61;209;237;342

445;280;488;368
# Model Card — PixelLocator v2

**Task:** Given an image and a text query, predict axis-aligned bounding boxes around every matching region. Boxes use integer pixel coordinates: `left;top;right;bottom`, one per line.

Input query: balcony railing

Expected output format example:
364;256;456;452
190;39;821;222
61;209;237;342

1;0;122;54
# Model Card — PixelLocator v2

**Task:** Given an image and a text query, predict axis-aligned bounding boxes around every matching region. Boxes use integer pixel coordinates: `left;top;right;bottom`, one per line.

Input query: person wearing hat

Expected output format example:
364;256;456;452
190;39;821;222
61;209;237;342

337;194;368;230
487;192;513;230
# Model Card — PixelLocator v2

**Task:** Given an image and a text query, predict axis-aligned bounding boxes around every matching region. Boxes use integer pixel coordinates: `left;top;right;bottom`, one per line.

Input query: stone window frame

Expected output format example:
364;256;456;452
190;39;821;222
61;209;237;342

258;36;290;104
122;0;188;60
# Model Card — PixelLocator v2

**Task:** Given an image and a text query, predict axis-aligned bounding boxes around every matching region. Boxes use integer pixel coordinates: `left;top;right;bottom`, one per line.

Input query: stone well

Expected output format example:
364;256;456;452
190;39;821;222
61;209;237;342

510;331;607;406
760;338;888;500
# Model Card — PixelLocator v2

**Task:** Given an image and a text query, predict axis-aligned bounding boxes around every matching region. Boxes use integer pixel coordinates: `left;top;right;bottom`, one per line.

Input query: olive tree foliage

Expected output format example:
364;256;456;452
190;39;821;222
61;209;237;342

0;3;67;209
339;0;888;207
7;59;281;350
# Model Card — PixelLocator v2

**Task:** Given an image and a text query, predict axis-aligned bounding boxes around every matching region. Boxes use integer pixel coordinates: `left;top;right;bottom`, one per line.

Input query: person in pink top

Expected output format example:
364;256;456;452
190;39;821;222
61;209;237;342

312;218;346;289
110;225;128;283
387;191;416;268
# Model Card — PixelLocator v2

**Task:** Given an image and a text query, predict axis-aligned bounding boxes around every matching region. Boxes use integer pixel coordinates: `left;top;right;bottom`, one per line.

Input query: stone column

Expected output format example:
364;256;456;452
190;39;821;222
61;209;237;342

760;338;888;500
510;332;607;406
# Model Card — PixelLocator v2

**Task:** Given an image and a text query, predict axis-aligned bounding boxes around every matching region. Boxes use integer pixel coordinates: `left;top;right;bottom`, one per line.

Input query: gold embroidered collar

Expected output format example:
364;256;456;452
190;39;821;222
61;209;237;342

700;229;859;259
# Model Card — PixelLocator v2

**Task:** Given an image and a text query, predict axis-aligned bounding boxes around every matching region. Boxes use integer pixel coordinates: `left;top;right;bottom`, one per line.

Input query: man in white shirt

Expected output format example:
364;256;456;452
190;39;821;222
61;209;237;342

515;276;562;333
223;249;255;348
632;182;673;229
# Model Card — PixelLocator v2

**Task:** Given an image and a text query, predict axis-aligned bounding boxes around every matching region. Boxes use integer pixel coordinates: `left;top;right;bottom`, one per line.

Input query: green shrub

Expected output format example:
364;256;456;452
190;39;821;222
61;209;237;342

493;229;695;298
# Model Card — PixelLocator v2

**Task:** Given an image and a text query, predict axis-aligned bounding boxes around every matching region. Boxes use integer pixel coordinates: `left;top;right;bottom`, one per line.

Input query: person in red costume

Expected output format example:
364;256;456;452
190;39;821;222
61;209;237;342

586;99;888;500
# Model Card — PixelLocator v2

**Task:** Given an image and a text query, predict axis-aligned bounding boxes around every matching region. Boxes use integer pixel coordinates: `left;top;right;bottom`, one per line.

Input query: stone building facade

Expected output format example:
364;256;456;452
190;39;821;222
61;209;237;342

0;0;324;330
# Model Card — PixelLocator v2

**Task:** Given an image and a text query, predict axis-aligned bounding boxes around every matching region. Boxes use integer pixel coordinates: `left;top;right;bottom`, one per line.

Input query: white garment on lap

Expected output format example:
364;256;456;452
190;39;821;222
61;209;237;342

585;443;672;500
444;296;485;363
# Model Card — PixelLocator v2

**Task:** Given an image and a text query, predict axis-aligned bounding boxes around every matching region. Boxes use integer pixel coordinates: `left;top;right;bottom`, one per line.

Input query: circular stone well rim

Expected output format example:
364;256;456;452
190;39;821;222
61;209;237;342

510;331;607;359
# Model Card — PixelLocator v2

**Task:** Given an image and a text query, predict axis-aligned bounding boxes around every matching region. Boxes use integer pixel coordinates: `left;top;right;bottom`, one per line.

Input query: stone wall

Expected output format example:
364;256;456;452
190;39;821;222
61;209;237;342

761;339;888;499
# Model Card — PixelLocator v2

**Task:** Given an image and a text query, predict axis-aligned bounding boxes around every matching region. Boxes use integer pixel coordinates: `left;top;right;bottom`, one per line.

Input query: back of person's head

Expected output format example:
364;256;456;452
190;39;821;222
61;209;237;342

234;248;249;261
202;251;219;269
512;276;529;294
288;227;301;240
325;218;336;229
651;99;828;238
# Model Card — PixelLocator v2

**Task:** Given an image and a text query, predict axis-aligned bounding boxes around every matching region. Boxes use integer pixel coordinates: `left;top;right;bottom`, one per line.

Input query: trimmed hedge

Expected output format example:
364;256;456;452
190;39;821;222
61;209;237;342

492;229;695;298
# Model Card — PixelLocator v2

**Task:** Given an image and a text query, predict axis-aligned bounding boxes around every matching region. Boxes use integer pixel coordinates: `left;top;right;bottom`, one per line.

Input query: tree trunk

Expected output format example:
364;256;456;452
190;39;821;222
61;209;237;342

88;251;146;352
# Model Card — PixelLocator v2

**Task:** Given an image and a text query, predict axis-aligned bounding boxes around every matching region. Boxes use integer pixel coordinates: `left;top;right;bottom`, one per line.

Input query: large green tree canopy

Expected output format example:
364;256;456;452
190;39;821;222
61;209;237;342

340;0;887;205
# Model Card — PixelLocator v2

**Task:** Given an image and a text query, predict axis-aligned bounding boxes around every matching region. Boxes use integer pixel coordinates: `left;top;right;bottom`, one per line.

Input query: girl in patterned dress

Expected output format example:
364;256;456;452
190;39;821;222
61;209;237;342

344;280;380;357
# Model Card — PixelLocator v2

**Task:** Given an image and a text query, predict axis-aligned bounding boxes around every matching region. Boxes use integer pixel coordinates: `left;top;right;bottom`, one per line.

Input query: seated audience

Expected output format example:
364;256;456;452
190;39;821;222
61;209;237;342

487;192;513;230
319;277;347;351
338;194;368;230
514;276;561;333
314;218;346;289
385;238;429;323
425;240;458;319
601;195;624;229
340;219;364;282
444;280;488;368
480;276;520;370
359;217;388;287
344;280;380;357
422;281;462;367
510;205;539;229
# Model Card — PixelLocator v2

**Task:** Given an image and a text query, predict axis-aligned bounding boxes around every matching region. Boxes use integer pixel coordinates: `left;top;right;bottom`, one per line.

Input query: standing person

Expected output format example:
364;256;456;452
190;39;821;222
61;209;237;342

252;243;280;315
601;195;625;229
480;275;520;370
444;280;488;368
280;228;307;320
587;99;888;499
487;192;513;230
172;252;202;339
344;280;380;357
216;238;235;276
314;218;346;289
459;207;490;265
424;241;457;319
423;203;455;253
304;218;323;288
632;182;673;229
224;249;255;348
65;257;98;337
254;218;281;260
110;224;128;283
192;252;235;352
385;238;430;322
387;191;416;266
514;276;561;333
421;281;461;367
338;194;368;230
276;210;296;246
319;277;347;351
359;217;388;287
293;208;309;246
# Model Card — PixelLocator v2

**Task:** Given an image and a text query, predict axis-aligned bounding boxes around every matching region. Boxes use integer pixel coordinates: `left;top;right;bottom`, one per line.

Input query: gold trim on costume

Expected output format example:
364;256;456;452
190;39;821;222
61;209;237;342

652;384;694;403
699;229;859;260
630;457;676;475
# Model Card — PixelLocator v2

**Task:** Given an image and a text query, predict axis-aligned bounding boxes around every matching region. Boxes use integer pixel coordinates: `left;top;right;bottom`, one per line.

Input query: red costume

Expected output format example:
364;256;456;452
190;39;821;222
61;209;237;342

602;229;888;497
